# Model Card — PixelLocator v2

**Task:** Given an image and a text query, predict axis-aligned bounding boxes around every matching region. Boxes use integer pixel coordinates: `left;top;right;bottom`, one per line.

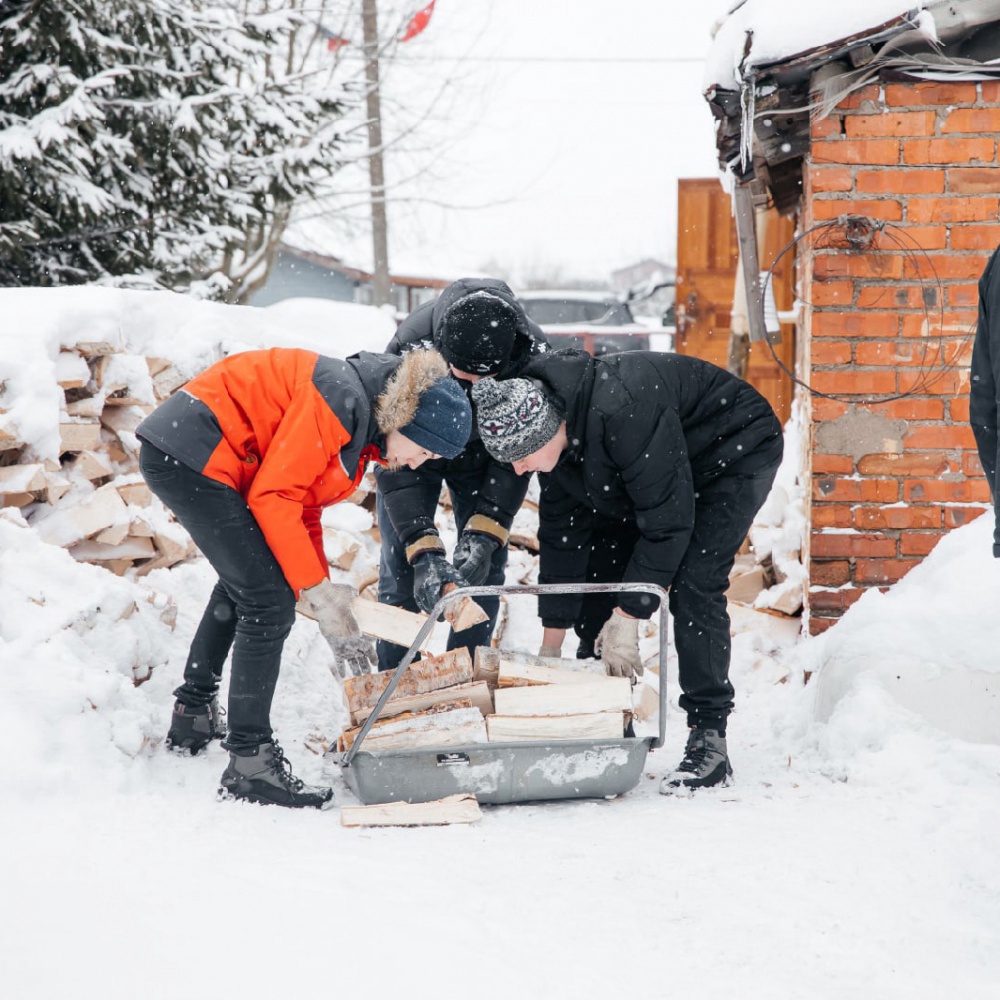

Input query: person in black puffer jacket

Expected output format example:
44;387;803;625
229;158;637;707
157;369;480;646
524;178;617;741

375;277;549;669
472;349;783;793
970;245;1000;554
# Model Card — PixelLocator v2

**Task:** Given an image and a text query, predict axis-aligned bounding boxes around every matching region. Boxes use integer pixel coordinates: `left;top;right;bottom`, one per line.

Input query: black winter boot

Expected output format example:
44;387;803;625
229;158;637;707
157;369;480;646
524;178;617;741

218;742;334;809
660;728;732;793
165;698;227;754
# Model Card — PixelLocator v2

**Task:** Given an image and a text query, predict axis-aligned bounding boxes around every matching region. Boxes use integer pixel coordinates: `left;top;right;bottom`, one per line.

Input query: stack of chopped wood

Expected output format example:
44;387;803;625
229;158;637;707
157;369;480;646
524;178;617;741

1;337;382;582
0;339;198;576
336;646;633;753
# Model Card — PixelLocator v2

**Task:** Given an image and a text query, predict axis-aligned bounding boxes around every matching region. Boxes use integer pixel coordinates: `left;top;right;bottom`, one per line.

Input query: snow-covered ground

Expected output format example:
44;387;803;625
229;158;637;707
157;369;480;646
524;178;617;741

2;288;998;999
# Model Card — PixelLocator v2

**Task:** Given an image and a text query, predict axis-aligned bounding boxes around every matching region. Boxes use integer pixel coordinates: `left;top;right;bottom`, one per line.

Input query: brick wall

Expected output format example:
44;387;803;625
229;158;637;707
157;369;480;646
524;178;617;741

803;80;997;634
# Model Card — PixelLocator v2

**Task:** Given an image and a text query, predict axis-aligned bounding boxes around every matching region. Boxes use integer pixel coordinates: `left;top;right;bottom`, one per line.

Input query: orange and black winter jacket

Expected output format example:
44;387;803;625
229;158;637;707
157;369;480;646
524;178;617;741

137;349;399;594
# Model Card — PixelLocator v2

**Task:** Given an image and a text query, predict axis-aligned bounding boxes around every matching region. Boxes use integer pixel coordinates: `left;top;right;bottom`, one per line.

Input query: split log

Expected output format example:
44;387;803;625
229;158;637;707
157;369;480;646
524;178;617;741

0;419;23;449
56;351;90;390
473;646;500;689
115;480;153;507
343;647;474;720
726;564;766;604
497;659;609;688
66;450;114;482
36;481;128;546
350;599;431;649
44;471;72;504
493;677;633;717
150;363;188;401
340;705;487;753
0;463;47;495
322;528;361;571
59;420;102;454
441;584;489;632
73;333;124;356
632;681;661;723
350;680;493;727
65;396;104;419
486;711;625;742
339;700;473;751
340;794;482;828
69;535;157;563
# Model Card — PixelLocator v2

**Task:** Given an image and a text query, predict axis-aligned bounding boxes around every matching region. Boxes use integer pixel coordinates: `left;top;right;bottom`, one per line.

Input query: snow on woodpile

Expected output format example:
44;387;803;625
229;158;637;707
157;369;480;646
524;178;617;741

0;287;394;584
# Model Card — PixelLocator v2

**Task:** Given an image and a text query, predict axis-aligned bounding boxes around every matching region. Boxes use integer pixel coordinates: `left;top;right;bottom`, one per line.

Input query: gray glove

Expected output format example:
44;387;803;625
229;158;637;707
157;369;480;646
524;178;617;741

298;579;376;678
326;635;377;680
538;645;563;658
595;611;643;678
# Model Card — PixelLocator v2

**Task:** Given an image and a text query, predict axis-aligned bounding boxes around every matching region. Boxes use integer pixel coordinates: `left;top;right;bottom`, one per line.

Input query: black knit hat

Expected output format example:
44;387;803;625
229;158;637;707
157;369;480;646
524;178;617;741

437;291;519;375
472;377;561;463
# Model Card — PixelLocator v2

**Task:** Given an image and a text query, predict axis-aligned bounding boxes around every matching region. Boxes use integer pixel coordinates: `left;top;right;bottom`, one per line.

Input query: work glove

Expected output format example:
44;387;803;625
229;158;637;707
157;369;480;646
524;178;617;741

595;611;643;678
412;551;467;615
298;579;376;679
452;530;501;586
538;645;563;658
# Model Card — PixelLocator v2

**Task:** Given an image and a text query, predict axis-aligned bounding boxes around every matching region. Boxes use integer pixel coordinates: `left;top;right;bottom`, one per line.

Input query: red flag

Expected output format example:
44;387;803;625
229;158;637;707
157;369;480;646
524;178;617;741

399;1;435;43
317;23;350;52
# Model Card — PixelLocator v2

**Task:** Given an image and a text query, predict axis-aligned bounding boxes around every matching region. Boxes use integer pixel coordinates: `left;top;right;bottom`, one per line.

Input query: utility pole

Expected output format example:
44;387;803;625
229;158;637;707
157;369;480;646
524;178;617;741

361;0;391;307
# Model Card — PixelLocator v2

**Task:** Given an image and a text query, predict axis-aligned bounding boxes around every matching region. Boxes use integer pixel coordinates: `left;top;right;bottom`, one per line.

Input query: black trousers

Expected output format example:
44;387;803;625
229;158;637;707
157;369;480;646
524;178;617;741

139;442;296;752
375;465;508;672
578;466;780;732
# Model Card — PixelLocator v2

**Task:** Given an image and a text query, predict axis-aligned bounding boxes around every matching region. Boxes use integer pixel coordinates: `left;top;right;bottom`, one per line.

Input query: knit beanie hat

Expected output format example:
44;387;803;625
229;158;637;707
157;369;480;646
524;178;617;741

399;376;473;459
437;291;519;375
472;377;561;463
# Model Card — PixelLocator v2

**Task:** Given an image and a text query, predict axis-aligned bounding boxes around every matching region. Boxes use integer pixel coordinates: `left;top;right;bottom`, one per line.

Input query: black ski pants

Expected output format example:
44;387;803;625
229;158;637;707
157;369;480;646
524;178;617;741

139;442;295;752
578;464;780;733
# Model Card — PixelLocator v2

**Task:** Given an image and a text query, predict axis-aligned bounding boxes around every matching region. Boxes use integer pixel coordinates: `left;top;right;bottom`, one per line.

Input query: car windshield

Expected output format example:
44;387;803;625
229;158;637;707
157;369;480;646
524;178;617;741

521;297;635;326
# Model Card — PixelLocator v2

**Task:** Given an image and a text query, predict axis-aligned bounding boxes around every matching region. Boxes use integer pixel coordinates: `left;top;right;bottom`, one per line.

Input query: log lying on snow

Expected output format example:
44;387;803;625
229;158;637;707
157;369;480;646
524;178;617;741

340;794;482;828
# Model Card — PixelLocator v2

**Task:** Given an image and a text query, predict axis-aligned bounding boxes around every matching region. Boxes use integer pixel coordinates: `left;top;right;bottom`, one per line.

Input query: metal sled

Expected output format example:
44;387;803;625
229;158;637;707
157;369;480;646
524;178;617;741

338;582;669;806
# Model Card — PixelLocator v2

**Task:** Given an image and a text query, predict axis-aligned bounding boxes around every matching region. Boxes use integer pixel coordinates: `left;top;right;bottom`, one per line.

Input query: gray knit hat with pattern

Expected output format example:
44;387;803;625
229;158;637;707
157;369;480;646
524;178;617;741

472;377;561;463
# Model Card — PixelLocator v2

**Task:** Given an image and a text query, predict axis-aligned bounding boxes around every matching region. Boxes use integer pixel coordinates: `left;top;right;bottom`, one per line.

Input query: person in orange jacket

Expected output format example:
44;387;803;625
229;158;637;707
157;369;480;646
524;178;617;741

137;347;471;809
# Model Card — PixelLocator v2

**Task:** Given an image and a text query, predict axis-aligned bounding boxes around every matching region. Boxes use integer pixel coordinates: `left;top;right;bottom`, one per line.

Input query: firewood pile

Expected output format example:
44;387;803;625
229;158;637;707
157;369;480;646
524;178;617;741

0;339;378;581
335;645;635;753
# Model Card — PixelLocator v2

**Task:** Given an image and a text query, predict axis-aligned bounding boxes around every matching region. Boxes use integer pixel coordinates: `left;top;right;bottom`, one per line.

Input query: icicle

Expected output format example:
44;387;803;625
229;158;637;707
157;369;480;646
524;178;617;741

739;77;755;174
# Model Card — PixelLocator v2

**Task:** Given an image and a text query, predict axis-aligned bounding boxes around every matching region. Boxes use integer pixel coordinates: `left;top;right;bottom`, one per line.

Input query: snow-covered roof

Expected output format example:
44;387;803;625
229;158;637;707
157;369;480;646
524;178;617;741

705;0;923;91
704;0;1000;202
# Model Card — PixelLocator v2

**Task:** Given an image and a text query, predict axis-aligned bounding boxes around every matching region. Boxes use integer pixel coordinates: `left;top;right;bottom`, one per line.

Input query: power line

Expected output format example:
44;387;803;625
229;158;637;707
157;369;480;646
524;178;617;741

343;54;705;64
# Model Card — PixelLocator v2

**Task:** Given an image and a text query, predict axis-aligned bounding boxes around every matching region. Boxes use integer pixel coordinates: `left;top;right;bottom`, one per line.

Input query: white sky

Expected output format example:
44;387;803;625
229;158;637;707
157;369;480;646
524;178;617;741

299;0;735;285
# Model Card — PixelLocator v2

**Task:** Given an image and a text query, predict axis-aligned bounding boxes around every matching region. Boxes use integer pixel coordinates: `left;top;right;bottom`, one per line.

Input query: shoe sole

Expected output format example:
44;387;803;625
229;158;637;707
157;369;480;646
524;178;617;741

659;771;734;796
217;785;335;810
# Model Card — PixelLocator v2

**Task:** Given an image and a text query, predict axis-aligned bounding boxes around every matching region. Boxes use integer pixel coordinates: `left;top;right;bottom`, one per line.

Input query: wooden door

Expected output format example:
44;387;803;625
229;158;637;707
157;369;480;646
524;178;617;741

675;178;796;424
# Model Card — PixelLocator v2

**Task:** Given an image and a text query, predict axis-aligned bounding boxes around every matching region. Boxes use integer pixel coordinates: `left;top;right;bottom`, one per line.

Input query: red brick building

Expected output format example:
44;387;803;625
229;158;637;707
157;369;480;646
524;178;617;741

705;4;1000;633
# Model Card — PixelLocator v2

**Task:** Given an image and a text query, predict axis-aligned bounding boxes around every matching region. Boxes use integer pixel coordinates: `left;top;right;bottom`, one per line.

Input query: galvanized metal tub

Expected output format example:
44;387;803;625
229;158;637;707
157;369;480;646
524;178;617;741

338;583;669;806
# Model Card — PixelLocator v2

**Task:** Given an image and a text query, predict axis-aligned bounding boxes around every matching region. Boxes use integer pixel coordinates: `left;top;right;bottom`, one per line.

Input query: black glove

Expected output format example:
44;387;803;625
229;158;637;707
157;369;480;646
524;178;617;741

412;551;467;614
452;531;501;586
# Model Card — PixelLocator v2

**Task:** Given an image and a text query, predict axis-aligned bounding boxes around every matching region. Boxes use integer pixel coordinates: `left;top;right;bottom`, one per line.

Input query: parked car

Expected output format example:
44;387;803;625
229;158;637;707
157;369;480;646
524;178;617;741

518;289;651;356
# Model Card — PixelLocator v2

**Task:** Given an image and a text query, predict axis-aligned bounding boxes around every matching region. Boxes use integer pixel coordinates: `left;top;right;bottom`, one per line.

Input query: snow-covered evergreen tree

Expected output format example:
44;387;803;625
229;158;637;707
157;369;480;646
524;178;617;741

0;0;352;298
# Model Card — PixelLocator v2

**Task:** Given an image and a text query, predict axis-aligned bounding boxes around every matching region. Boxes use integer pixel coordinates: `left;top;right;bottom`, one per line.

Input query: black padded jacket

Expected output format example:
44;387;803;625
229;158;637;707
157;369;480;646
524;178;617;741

524;349;784;624
375;278;549;556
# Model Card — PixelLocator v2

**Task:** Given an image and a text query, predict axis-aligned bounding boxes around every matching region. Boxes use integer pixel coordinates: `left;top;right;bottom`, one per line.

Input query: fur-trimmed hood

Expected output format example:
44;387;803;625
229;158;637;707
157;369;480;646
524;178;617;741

375;347;451;434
